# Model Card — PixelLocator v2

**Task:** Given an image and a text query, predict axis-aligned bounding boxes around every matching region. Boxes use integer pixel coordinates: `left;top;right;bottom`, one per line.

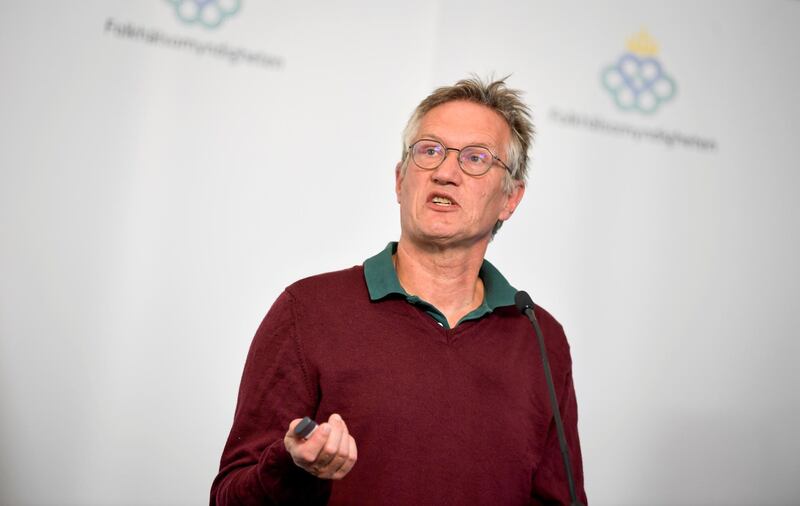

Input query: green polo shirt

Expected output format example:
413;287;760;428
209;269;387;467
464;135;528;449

363;242;517;329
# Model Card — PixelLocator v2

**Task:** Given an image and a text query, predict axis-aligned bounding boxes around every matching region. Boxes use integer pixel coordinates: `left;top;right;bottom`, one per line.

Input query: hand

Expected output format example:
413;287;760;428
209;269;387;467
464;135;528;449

284;413;358;480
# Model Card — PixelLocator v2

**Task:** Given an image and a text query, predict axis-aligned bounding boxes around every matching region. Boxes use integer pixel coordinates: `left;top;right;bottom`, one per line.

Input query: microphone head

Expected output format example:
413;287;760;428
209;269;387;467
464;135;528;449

514;290;535;313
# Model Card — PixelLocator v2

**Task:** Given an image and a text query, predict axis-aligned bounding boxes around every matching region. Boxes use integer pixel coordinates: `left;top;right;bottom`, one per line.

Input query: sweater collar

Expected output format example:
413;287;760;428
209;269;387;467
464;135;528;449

363;242;517;311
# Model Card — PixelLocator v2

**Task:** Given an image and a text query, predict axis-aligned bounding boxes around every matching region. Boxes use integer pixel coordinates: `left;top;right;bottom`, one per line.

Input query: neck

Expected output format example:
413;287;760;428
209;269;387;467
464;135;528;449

394;237;489;328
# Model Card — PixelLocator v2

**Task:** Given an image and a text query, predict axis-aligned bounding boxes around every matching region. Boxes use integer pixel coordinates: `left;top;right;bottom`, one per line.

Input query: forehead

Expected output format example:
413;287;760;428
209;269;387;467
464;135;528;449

417;100;511;150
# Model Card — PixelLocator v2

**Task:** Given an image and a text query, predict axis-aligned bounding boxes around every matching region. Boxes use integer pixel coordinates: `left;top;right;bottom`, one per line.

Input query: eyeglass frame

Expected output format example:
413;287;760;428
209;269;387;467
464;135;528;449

406;138;512;176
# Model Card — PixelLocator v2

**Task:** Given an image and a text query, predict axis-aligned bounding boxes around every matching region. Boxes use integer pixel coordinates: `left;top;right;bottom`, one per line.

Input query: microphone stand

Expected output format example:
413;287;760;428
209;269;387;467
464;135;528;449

516;291;584;506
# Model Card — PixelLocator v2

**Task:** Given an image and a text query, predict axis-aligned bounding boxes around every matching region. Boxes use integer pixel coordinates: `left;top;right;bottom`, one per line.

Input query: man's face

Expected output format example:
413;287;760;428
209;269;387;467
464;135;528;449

395;100;525;248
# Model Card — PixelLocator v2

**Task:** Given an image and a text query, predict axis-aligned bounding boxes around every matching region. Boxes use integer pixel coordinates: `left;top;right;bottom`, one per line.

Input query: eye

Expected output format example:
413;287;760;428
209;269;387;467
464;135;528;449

414;141;443;158
461;147;490;165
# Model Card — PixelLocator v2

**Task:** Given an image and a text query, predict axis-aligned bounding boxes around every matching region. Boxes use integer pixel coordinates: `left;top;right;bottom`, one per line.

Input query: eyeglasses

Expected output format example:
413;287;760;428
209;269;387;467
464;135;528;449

408;139;511;176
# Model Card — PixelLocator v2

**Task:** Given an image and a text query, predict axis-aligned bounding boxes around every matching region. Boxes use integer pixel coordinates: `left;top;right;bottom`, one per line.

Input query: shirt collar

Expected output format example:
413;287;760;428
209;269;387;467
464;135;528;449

363;241;517;310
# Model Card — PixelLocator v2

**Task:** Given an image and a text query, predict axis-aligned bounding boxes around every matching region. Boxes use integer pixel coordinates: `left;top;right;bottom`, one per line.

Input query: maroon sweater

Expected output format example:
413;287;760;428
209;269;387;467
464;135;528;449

211;266;586;505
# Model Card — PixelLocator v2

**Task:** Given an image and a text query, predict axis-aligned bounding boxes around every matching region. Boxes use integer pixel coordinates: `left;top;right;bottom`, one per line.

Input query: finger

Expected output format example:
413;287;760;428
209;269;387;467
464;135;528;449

331;435;358;480
286;418;303;437
286;421;331;468
314;417;344;470
283;418;304;451
331;412;348;432
322;417;352;474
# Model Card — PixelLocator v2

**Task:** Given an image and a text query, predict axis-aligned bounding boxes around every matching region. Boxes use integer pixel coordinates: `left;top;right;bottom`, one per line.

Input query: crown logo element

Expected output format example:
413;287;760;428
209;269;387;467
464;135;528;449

625;29;659;57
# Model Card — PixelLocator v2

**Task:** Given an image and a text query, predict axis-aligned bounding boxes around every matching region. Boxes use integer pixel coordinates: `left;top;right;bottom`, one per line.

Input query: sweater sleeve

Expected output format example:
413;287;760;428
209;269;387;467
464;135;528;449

210;290;331;505
529;368;587;506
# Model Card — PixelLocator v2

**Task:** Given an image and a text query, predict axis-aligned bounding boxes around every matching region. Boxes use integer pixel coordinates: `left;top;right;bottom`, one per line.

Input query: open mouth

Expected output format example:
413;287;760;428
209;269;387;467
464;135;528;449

431;196;454;206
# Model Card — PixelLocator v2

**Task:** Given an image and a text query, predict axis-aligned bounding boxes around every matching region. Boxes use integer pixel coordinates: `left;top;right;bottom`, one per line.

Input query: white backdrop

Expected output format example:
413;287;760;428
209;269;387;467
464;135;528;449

2;1;799;505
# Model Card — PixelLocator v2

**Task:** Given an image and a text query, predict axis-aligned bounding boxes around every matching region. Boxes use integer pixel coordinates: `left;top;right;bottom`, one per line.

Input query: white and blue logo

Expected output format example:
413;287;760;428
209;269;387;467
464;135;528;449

166;0;241;29
601;30;677;115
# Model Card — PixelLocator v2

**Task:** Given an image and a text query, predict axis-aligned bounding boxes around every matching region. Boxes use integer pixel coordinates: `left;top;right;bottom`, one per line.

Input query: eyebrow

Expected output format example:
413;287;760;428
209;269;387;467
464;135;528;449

415;134;496;151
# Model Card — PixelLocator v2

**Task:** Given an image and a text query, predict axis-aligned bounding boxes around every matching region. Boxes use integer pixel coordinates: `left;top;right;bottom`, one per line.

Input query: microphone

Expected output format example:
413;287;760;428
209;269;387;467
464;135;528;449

514;290;535;313
515;291;584;506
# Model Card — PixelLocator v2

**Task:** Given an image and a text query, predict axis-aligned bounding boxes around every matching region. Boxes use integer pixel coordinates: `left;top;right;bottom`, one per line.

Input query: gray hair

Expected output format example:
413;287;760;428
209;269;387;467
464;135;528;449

399;76;535;236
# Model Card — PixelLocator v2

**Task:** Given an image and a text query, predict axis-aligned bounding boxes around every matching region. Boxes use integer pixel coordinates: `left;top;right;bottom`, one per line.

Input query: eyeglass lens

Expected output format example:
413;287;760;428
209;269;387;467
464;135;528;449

411;140;495;175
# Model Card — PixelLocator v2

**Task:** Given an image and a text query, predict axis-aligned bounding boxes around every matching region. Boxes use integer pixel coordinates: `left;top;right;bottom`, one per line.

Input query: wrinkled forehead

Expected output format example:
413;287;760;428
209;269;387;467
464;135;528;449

416;100;511;153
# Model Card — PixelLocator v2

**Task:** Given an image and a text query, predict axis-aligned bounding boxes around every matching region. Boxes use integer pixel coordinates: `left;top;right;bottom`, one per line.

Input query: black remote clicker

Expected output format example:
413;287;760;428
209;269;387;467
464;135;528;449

294;416;318;439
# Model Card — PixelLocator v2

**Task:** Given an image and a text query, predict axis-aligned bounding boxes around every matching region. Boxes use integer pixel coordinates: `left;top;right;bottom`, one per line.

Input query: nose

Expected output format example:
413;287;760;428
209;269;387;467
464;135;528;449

431;148;462;185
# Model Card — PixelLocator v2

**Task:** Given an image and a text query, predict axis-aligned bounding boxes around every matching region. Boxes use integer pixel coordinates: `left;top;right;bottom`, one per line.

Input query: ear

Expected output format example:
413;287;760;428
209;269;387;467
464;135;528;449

395;162;404;203
498;180;525;221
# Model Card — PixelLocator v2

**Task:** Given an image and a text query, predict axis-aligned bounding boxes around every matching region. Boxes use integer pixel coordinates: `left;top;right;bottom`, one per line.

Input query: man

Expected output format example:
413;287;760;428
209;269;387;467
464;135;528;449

211;77;587;505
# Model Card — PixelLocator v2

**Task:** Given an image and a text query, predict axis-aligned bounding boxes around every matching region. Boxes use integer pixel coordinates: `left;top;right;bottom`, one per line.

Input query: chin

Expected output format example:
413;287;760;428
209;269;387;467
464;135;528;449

417;228;486;249
420;229;456;241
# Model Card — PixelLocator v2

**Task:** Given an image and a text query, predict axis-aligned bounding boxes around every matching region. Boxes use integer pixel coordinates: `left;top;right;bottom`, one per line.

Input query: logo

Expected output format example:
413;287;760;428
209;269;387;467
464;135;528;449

166;0;241;29
601;29;677;115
